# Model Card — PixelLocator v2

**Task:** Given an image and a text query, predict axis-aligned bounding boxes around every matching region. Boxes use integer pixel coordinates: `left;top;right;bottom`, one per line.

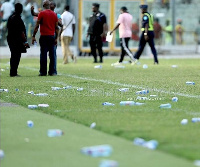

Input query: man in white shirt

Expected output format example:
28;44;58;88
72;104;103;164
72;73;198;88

60;5;76;64
0;0;14;21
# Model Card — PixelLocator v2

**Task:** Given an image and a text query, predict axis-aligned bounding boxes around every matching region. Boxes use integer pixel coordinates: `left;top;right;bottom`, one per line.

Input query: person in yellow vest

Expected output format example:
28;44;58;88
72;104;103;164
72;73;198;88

175;19;184;45
132;5;158;65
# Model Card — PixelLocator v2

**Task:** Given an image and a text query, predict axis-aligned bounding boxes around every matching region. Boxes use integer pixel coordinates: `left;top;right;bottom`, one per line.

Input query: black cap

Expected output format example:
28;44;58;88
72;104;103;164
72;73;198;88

92;3;100;8
140;5;148;9
121;6;128;12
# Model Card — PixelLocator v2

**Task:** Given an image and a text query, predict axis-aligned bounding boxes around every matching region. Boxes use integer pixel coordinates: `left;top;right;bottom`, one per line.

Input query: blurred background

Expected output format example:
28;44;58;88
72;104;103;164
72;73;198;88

1;0;200;56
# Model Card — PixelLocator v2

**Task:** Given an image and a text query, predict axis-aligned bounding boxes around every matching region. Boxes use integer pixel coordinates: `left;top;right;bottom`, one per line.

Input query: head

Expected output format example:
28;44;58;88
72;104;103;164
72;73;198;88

140;5;148;14
43;0;50;9
177;19;182;24
120;6;127;14
92;3;99;13
155;18;159;23
50;1;56;11
15;3;23;14
64;5;69;11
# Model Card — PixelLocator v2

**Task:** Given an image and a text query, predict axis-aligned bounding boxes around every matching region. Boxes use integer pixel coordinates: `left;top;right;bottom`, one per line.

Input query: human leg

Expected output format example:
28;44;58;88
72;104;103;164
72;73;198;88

39;36;48;75
48;36;56;75
10;51;21;76
148;32;159;63
134;34;146;60
89;35;97;63
96;36;103;63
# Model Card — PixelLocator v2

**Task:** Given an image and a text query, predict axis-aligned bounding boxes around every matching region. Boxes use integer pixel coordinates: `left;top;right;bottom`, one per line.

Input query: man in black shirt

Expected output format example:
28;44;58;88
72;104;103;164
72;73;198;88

87;3;107;63
7;3;30;77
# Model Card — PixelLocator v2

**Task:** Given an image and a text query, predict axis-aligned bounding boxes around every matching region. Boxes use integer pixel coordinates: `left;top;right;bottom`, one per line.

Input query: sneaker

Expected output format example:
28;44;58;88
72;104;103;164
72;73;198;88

38;73;47;76
154;62;159;65
111;62;121;66
131;59;138;66
10;74;21;77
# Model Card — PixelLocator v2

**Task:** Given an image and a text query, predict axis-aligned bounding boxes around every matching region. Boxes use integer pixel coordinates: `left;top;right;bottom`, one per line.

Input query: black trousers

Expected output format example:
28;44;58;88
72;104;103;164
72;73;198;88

134;31;158;63
119;38;134;62
89;35;103;62
39;35;55;75
10;51;21;76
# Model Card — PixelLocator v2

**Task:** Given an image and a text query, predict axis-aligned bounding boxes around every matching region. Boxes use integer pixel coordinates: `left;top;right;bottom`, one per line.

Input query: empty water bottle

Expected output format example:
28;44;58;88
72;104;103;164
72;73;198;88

63;86;72;89
34;93;48;96
191;118;200;123
133;138;146;146
28;91;34;94
181;119;188;125
0;89;4;92
172;97;178;102
99;160;119;167
94;65;102;69
136;90;149;95
114;65;125;68
159;103;171;109
81;145;112;157
47;129;63;137
77;88;84;91
137;96;148;100
144;140;158;150
120;101;135;106
186;81;195;85
28;105;38;109
0;150;5;159
102;102;115;106
27;120;34;128
134;102;145;106
143;64;148;69
34;41;37;47
119;88;129;92
90;122;96;128
52;87;62;90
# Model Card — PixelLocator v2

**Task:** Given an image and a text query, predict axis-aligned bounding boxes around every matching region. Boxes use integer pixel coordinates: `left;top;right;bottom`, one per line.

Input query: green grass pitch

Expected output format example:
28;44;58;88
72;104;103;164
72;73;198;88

0;57;199;166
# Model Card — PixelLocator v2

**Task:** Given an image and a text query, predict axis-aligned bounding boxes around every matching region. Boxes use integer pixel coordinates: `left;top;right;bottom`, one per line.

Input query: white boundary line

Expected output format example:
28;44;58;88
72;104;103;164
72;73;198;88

23;66;200;99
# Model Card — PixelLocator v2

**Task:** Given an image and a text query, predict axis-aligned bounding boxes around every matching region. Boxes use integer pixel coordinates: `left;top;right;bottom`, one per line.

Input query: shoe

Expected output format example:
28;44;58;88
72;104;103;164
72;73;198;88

131;59;138;66
93;61;98;63
111;62;121;66
154;62;159;65
10;74;21;77
99;60;103;63
38;74;47;76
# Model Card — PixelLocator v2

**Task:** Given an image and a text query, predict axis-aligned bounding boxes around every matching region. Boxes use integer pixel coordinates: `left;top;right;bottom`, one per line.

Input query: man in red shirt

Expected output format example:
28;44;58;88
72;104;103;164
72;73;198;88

32;0;58;76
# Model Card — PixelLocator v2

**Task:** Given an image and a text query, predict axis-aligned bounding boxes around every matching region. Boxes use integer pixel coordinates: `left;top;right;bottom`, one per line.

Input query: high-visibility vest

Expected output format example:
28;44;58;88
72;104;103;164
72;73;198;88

141;13;154;31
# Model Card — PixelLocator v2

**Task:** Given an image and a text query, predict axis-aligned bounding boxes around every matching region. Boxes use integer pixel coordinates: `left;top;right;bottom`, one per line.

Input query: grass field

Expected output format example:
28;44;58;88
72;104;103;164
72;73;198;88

0;57;200;166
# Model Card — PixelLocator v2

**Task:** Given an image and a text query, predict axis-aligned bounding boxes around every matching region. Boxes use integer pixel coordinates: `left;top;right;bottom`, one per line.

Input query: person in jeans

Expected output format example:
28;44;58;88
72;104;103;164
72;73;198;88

110;6;134;66
7;3;30;77
32;0;58;76
31;1;62;75
60;5;76;64
87;3;107;63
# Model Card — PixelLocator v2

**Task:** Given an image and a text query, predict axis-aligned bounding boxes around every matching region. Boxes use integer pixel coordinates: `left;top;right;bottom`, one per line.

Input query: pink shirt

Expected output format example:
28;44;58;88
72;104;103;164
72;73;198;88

117;13;133;38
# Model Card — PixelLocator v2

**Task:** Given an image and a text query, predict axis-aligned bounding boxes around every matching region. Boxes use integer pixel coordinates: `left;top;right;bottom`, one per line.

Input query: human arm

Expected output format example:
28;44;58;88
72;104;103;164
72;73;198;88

110;23;120;35
31;5;39;17
32;19;40;44
55;22;59;45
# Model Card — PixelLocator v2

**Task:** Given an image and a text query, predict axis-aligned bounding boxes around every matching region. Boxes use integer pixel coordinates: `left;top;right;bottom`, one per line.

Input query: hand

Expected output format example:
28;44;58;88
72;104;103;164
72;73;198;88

110;31;113;35
24;43;30;49
86;34;89;38
32;37;36;45
31;5;34;11
55;39;57;45
144;35;149;41
101;32;106;38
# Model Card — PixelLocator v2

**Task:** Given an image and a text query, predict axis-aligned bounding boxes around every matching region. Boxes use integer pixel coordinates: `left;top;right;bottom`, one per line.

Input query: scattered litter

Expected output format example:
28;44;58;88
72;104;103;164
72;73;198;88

0;89;8;92
191;118;200;123
133;138;158;150
118;88;129;92
194;160;200;166
38;104;49;108
0;150;5;159
81;144;112;157
24;138;30;143
114;65;125;68
94;65;102;69
159;103;171;109
99;160;119;167
106;31;113;42
181;119;188;125
63;86;72;89
171;65;178;68
143;64;148;69
77;88;84;91
102;102;115;106
54;110;61;113
1;69;5;71
150;95;157;97
27;120;34;128
28;91;34;94
28;105;38;109
134;102;145;106
34;93;48;96
47;129;63;137
120;101;135;106
90;122;96;129
136;90;149;95
137;96;148;100
186;81;195;85
51;87;62;90
15;88;19;91
172;97;178;102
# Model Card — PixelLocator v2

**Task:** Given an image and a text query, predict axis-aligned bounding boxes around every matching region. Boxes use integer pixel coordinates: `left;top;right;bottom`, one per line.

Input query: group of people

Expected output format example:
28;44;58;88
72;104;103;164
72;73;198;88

6;0;76;77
